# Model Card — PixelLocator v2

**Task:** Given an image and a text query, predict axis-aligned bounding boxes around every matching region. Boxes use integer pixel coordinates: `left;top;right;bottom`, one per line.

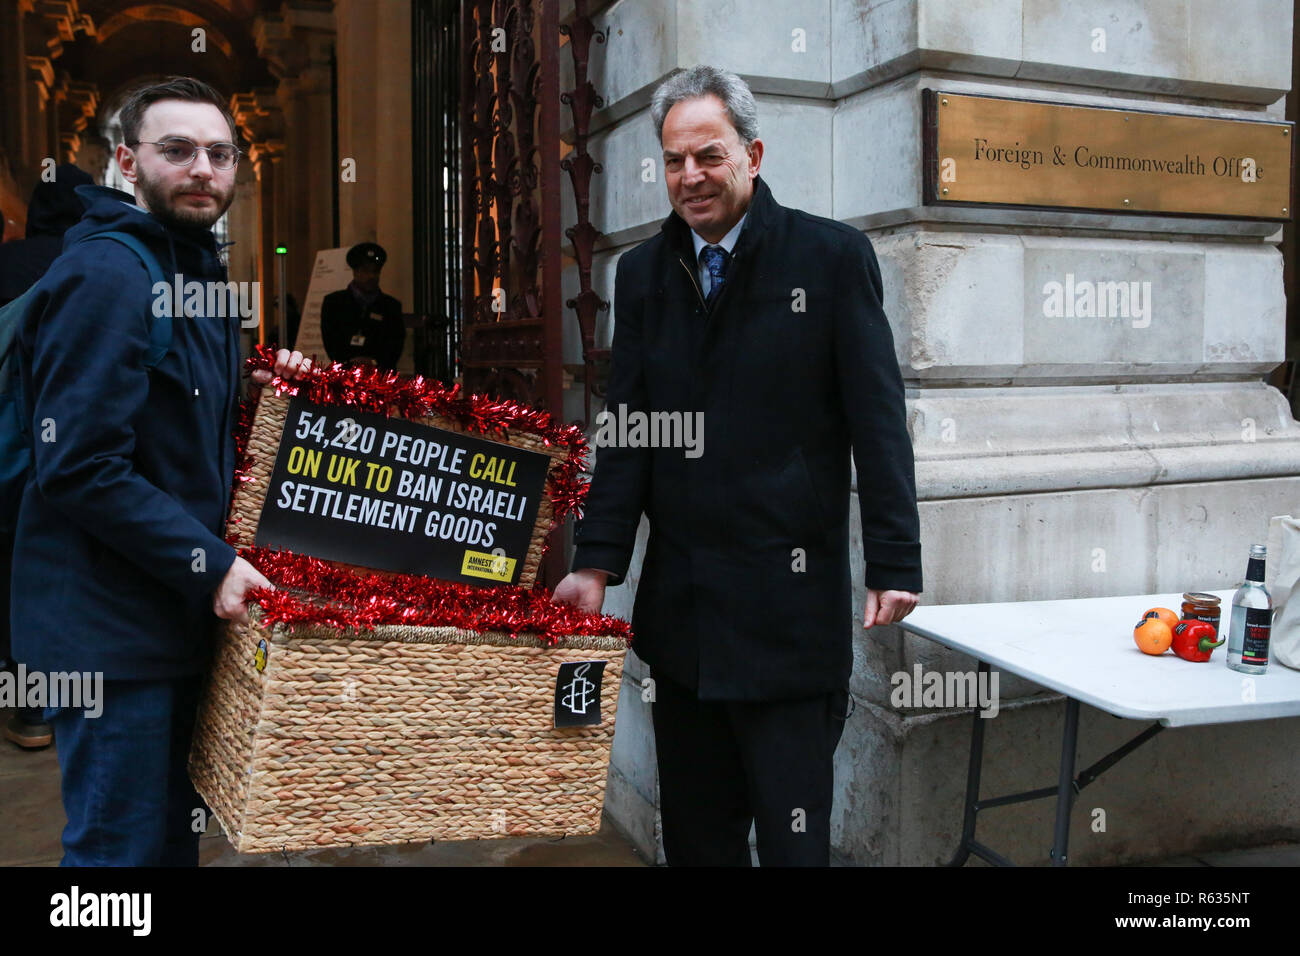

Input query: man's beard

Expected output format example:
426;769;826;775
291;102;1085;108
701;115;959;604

134;166;233;230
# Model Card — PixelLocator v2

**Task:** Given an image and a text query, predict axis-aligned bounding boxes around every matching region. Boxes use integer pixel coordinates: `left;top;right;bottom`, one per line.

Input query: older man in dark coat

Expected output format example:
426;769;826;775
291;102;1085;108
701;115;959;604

552;66;922;866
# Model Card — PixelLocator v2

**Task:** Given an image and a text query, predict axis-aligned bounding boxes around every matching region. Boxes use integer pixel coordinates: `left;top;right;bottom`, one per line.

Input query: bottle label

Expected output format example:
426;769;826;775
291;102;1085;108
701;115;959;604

1242;606;1271;664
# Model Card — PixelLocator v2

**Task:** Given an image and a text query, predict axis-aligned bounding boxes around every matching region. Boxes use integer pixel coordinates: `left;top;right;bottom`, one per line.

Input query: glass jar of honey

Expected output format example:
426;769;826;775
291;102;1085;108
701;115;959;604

1181;592;1222;632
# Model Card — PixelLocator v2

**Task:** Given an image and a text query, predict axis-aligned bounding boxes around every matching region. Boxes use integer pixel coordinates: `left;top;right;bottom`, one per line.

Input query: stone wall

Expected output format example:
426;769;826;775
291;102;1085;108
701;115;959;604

561;0;1300;865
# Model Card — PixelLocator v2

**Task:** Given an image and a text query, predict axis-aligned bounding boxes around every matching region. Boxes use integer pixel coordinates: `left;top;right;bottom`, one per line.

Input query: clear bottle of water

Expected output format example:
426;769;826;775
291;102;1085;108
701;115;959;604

1226;544;1272;675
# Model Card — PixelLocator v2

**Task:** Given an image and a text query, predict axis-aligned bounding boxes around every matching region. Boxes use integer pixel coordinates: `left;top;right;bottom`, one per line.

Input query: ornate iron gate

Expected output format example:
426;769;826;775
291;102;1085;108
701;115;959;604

440;0;608;586
412;0;463;385
460;0;563;412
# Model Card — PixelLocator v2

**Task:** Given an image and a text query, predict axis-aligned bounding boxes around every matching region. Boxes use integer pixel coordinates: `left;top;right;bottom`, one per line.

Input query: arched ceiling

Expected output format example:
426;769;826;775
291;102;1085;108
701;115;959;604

46;0;280;132
78;0;265;25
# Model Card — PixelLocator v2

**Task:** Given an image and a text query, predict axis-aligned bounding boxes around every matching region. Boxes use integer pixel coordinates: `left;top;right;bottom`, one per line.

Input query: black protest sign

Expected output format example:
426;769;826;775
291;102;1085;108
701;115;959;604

254;396;551;585
554;661;606;728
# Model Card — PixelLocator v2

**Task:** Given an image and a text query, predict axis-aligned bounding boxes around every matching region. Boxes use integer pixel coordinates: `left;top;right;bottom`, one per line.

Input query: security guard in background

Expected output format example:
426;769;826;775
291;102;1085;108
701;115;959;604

320;241;405;370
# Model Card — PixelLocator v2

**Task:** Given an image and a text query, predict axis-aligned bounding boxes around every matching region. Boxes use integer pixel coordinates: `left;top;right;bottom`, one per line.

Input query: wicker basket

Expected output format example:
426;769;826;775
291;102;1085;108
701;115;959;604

190;606;627;853
191;381;624;853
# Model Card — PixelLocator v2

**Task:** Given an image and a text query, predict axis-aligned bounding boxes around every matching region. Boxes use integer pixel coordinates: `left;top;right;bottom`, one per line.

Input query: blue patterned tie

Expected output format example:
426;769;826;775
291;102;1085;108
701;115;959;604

700;244;729;307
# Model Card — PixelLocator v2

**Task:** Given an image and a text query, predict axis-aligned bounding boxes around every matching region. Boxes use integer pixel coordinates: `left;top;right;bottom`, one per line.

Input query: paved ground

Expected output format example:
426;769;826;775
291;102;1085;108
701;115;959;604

0;706;647;867
3;705;1297;867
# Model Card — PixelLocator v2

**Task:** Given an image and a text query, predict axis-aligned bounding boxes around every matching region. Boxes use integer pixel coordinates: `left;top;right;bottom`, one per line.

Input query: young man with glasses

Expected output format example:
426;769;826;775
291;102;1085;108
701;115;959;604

10;76;311;865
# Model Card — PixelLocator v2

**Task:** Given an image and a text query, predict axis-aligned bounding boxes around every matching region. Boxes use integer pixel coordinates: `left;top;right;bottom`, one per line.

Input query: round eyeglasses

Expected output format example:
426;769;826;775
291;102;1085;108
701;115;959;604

129;138;241;170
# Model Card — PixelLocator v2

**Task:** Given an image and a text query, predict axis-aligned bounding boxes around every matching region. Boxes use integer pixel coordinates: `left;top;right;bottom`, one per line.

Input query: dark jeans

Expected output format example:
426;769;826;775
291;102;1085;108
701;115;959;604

0;530;9;664
0;529;40;726
650;671;849;866
45;675;208;866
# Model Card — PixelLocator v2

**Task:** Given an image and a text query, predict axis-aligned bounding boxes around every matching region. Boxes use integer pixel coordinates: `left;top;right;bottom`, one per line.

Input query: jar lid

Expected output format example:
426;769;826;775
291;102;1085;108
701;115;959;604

1182;591;1221;606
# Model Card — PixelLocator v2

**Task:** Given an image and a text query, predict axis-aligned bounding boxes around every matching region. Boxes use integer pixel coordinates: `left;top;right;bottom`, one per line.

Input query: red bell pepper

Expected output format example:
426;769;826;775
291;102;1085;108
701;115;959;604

1171;620;1224;662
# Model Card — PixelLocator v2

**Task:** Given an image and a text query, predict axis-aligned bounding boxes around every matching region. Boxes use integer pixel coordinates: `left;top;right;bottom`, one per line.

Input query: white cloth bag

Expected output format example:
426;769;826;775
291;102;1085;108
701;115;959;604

1265;514;1300;670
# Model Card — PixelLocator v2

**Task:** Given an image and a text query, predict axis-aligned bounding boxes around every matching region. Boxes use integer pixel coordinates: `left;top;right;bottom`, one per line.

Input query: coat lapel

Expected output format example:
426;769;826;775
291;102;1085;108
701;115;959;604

655;176;780;380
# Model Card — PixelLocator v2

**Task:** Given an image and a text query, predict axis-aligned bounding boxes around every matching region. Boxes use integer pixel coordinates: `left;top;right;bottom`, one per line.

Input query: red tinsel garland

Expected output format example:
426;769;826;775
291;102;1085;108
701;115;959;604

225;348;622;644
243;546;630;646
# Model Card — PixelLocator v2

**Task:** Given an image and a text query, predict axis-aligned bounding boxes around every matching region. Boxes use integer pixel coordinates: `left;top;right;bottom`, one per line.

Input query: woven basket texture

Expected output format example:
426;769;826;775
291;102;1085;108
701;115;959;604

190;609;626;853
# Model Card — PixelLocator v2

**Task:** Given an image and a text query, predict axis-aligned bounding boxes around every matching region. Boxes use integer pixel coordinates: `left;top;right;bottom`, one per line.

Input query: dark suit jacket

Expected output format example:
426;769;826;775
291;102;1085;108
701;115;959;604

572;176;922;700
320;285;404;369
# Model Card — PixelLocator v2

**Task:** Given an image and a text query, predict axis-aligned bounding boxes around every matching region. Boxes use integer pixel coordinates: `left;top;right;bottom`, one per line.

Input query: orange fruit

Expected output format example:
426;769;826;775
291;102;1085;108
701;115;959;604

1134;618;1173;655
1142;607;1179;630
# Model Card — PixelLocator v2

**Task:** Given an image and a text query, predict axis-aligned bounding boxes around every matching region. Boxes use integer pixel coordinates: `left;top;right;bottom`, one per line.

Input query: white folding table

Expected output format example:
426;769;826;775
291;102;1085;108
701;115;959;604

899;589;1300;866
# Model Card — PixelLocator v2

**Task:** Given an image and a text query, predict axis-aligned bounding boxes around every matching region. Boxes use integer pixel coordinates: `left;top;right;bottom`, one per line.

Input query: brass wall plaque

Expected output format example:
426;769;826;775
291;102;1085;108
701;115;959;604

923;90;1293;221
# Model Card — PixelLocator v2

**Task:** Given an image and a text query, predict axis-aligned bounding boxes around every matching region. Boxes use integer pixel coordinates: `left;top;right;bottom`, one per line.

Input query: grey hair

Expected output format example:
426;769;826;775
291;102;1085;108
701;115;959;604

650;66;759;145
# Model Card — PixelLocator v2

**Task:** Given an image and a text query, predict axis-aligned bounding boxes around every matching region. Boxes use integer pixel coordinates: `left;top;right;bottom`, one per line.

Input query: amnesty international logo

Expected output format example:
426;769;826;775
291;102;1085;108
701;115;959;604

460;549;516;581
554;660;606;728
562;663;596;714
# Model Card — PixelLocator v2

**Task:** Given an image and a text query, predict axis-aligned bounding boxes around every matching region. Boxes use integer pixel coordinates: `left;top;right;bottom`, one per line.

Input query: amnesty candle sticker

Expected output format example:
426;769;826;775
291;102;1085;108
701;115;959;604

254;396;550;585
554;661;606;728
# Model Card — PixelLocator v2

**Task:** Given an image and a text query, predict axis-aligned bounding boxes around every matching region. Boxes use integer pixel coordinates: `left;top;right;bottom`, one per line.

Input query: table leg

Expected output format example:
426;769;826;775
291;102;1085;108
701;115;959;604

1050;697;1081;867
945;660;990;867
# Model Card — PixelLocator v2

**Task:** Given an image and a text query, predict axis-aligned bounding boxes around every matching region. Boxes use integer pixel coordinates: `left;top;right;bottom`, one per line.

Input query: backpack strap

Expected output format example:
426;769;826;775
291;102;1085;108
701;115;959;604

0;286;47;531
79;231;172;368
0;285;39;369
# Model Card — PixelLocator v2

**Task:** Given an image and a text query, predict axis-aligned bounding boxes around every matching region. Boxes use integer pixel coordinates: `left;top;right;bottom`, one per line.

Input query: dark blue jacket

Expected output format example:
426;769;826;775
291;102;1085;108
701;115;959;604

10;185;240;679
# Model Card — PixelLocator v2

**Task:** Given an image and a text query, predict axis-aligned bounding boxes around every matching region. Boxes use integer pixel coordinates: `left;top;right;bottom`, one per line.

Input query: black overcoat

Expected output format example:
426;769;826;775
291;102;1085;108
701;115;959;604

573;176;922;700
